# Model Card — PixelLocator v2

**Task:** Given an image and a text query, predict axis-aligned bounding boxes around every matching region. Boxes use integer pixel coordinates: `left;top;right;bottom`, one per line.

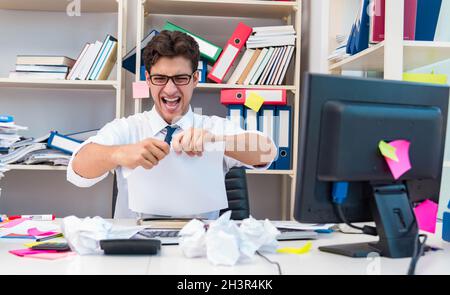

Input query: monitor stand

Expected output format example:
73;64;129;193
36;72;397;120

319;183;419;258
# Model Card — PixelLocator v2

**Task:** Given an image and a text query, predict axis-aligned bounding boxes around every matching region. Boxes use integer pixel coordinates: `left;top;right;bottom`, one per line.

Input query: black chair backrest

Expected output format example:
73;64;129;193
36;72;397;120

112;167;250;219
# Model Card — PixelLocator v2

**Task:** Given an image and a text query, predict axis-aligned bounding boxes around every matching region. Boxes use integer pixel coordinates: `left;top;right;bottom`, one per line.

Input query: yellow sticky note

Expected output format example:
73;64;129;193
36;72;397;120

244;92;265;112
277;241;312;255
403;73;448;85
378;140;399;162
24;241;46;248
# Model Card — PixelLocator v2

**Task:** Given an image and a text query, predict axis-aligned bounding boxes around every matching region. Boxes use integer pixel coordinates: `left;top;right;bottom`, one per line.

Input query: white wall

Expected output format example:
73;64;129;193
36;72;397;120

0;3;287;219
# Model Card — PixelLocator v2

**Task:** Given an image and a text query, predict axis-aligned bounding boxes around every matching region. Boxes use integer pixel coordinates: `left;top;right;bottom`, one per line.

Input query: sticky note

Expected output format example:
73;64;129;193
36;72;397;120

244;92;265;112
9;248;58;257
378;140;398;162
414;199;438;234
132;81;150;98
384;140;411;180
277;241;312;255
26;252;75;260
0;218;29;228
27;228;57;237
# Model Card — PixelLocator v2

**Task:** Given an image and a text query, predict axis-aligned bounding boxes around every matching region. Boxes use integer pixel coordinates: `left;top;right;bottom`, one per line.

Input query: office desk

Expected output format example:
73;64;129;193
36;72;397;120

0;219;449;275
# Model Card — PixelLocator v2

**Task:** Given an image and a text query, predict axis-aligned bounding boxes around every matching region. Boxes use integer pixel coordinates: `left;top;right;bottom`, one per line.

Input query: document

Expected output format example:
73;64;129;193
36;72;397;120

125;142;228;216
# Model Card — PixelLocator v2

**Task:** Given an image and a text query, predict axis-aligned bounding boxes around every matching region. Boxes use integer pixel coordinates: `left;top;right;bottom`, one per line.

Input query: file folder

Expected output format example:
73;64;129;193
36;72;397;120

274;106;291;170
122;29;159;74
198;59;207;83
220;89;287;105
244;108;258;132
415;0;442;41
163;22;222;63
208;22;252;83
47;131;82;155
227;105;245;130
258;106;277;169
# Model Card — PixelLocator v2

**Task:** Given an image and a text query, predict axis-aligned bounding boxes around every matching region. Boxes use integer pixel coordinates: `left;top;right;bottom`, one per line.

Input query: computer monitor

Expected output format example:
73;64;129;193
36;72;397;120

294;73;449;258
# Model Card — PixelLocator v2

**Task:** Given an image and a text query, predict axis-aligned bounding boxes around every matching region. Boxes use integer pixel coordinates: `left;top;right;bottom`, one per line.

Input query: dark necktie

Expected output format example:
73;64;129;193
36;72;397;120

164;125;178;144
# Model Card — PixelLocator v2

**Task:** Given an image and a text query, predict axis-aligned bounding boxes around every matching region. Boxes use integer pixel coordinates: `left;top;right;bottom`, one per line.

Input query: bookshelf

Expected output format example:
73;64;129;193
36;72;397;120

133;0;301;219
327;0;450;80
0;0;127;169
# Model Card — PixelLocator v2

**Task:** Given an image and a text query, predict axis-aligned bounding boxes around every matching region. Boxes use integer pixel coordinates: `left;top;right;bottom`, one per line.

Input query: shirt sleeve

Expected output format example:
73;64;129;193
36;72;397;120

66;118;131;188
210;116;277;174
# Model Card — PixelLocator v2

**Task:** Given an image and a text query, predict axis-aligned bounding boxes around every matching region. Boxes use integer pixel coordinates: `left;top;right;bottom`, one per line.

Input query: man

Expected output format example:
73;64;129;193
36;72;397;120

67;30;277;219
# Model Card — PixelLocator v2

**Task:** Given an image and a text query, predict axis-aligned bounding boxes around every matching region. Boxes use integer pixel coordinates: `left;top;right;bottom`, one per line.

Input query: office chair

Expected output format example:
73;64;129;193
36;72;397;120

111;167;250;220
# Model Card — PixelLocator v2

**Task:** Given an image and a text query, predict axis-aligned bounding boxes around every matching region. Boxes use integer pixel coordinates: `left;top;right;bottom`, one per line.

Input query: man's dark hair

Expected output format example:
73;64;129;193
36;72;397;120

143;30;200;74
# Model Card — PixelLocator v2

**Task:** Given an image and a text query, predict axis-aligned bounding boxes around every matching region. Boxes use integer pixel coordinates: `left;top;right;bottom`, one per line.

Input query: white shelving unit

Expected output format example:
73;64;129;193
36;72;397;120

134;0;301;219
0;0;127;170
327;0;450;80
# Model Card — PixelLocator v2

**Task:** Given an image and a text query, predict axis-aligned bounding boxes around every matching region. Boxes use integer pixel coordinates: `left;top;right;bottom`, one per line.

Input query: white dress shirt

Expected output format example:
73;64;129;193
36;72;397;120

67;106;273;219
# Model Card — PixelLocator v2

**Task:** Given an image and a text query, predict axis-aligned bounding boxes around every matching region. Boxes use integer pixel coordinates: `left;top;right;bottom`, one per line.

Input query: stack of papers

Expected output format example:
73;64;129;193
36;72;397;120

0;143;47;165
22;149;71;166
328;34;350;63
0;122;28;150
270;221;335;231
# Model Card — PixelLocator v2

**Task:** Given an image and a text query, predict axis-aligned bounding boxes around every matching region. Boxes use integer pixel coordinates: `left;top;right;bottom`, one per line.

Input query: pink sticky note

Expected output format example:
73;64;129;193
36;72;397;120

414;199;439;233
384;140;411;180
27;228;58;237
0;218;29;228
132;81;150;98
9;249;58;257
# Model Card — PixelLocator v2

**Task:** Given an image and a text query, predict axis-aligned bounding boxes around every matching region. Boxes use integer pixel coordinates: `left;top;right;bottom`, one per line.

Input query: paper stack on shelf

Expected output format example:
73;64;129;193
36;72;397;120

0;143;47;165
0;117;28;152
22;149;71;166
328;34;350;63
9;56;76;80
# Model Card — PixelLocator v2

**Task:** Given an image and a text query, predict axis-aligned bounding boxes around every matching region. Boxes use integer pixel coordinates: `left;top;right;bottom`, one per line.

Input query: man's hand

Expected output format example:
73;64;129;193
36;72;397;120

112;138;170;169
172;128;216;157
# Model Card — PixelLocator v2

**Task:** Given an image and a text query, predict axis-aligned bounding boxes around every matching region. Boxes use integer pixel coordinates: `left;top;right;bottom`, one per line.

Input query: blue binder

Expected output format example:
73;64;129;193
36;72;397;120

258;106;277;170
140;65;146;81
47;131;83;155
347;0;370;55
227;105;245;130
198;59;207;83
122;29;159;74
443;200;450;242
274;106;291;170
415;0;442;41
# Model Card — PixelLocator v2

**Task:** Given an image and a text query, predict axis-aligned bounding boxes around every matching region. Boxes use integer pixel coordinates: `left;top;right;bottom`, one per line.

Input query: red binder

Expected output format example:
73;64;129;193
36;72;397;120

370;0;417;43
207;22;252;83
220;88;287;105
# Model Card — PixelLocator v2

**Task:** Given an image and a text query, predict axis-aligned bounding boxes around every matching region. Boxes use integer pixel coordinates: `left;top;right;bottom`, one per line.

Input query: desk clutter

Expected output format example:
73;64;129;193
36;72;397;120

0;115;97;167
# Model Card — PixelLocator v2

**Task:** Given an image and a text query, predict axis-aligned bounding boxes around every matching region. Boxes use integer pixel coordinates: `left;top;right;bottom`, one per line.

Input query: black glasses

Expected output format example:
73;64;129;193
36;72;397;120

148;71;197;86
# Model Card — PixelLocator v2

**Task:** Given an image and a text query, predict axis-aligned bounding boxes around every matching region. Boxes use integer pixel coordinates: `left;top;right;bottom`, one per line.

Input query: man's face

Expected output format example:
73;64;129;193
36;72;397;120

146;56;198;124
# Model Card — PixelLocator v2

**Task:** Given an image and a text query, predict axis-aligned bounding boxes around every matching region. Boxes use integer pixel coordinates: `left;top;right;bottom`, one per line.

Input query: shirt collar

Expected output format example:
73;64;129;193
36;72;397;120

148;106;194;136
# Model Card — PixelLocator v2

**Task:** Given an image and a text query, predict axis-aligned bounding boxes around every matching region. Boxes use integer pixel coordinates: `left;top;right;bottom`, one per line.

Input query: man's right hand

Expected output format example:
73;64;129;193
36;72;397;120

112;138;170;170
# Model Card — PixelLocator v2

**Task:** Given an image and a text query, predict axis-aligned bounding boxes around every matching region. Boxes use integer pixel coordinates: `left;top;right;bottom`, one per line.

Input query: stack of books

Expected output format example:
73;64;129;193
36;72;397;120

67;34;118;80
0;115;27;153
9;56;76;80
226;25;296;85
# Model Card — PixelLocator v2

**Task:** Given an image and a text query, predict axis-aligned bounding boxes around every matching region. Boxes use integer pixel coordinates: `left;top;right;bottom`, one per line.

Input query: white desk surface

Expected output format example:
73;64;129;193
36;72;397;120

0;219;449;275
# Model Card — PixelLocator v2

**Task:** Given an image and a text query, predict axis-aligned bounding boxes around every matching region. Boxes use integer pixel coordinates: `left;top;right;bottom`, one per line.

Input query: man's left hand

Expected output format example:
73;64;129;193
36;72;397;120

172;128;216;157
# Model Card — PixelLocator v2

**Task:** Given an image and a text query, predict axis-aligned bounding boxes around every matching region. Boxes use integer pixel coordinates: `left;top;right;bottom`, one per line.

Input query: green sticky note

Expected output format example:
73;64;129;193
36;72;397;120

244;92;265;112
379;140;399;162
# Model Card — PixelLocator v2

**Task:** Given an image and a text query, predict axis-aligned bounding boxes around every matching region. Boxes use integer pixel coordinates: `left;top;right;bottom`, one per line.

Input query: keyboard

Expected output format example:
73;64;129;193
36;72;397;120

133;227;318;245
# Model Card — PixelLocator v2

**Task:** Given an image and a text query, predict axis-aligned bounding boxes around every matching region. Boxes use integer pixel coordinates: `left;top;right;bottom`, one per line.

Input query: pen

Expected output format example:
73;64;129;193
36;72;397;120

36;233;63;242
8;214;55;221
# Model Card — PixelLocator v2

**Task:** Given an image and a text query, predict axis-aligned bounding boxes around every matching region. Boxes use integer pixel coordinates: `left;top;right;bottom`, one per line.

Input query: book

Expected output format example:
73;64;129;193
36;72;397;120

89;36;118;80
136;218;191;229
246;35;296;49
122;29;159;74
265;46;285;85
15;65;69;73
244;47;268;85
237;49;261;84
258;46;282;85
269;46;289;85
67;43;90;80
9;71;67;80
87;35;117;80
275;45;294;85
226;48;254;85
249;47;275;85
75;41;103;80
16;55;75;67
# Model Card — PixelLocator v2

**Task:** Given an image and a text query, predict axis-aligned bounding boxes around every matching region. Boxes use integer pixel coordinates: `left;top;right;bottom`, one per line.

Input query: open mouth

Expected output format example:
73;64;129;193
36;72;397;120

161;97;181;111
